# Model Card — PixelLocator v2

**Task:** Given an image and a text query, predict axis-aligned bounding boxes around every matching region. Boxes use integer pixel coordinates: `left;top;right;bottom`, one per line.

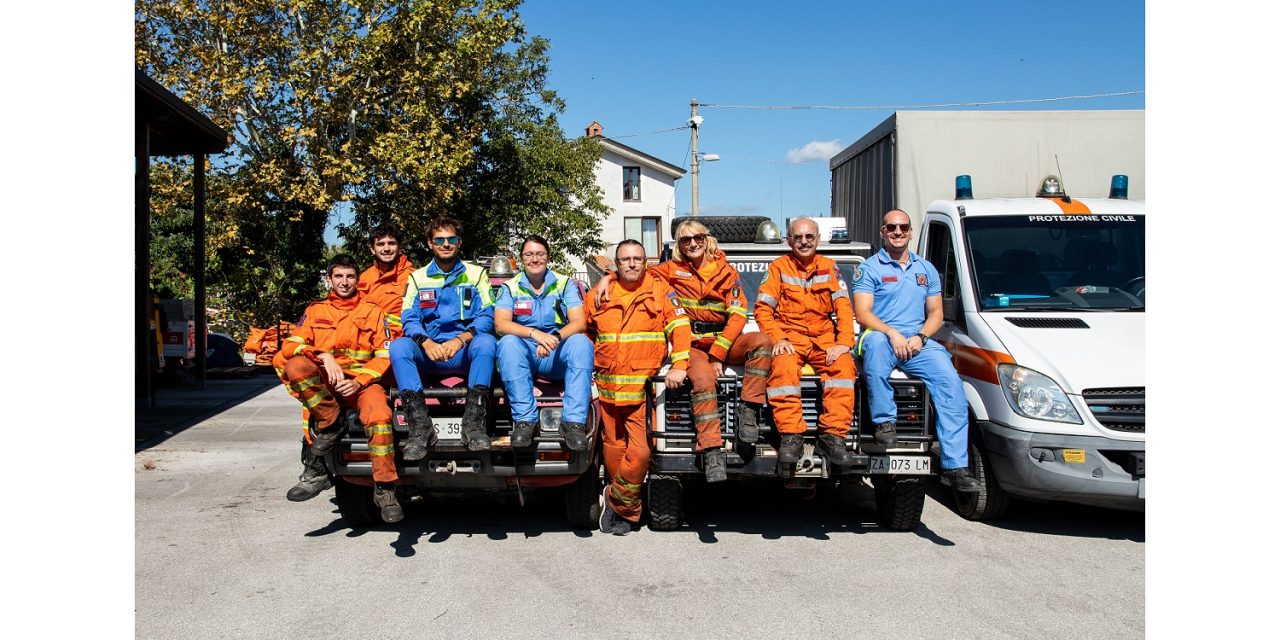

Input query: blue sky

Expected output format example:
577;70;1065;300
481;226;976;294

518;0;1145;227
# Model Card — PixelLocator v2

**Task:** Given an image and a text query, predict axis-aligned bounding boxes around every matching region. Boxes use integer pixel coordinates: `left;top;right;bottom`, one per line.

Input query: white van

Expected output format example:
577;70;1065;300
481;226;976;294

915;175;1144;519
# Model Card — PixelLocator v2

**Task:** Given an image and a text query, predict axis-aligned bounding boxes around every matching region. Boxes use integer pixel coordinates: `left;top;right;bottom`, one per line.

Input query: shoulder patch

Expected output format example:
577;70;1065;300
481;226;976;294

853;267;863;281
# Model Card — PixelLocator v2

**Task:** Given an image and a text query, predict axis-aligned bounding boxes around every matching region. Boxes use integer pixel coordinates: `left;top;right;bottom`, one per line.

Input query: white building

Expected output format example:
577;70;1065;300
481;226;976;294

571;121;685;276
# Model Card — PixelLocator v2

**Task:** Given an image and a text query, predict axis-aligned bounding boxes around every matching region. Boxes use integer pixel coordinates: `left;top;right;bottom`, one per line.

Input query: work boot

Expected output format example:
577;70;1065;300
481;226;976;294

736;401;762;445
703;448;728;483
815;434;851;466
777;434;804;464
510;421;538;448
308;422;346;456
399;389;436;461
460;385;492;452
874;422;898;447
561;421;589;452
940;467;981;493
598;487;634;536
373;484;404;523
286;448;332;502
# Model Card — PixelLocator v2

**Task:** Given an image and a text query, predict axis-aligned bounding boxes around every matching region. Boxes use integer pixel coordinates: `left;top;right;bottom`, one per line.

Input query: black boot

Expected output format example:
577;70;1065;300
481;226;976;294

815;434;851;466
736;401;762;444
399;389;436;461
460;385;492;452
511;421;538;448
560;421;588;452
703;448;728;483
308;421;346;456
874;422;898;447
777;434;803;464
941;467;981;493
374;484;404;523
286;445;332;502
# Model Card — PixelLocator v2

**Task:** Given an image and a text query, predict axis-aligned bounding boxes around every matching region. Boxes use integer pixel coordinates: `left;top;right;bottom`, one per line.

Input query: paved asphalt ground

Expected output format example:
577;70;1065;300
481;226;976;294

135;383;1144;640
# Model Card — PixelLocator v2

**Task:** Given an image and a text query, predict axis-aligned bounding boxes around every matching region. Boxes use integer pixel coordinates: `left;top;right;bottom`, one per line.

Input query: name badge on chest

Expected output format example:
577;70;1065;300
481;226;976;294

514;300;534;316
419;289;438;309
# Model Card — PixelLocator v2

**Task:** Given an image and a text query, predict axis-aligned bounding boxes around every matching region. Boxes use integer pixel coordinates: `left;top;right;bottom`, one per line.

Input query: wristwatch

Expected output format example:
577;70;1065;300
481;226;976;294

551;329;563;341
915;333;930;345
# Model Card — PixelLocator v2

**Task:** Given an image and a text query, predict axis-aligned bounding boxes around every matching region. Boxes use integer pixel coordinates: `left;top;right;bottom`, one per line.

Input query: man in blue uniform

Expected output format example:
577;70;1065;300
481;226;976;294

852;209;979;492
493;235;594;450
389;216;498;455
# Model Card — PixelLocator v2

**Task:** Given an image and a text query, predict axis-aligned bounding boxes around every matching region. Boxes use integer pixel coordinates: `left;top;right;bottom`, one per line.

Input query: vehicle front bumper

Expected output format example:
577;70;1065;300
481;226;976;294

978;420;1144;511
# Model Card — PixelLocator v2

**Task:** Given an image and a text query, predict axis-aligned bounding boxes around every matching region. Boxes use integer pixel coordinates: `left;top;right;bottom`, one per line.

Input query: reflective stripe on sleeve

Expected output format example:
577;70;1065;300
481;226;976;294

757;293;778;308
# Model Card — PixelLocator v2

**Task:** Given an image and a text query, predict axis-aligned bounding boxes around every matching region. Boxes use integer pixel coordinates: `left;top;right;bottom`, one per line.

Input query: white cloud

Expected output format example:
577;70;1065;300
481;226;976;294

784;139;844;164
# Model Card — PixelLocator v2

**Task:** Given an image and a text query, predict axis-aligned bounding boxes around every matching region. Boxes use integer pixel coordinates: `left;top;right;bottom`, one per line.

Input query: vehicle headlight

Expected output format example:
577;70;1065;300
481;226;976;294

538;407;563;432
996;364;1082;424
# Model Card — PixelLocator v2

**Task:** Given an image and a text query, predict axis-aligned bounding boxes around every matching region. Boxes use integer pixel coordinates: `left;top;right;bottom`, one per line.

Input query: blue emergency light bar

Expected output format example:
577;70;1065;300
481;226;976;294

1109;175;1129;200
955;175;973;200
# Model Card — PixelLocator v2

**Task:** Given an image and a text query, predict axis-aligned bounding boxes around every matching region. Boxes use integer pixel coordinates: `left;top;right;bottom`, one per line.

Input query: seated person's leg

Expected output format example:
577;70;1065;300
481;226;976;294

897;343;970;469
859;331;901;427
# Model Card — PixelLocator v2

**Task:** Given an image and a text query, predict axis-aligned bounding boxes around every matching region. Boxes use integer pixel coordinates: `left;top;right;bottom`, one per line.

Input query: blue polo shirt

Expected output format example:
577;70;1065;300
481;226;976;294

852;248;941;336
495;270;583;332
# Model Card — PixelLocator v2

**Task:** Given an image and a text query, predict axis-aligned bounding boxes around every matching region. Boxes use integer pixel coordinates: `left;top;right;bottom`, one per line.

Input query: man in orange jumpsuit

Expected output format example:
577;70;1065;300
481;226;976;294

755;218;855;468
274;254;404;523
591;219;772;482
586;240;692;535
357;222;415;340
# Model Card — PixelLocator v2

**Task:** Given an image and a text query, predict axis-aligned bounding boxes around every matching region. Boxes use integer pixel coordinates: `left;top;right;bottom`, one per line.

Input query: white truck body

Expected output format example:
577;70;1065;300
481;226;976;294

917;191;1145;515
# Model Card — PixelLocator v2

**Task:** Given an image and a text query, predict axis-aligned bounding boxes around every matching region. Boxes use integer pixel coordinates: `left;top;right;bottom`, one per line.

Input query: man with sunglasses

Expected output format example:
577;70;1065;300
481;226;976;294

756;218;856;467
852;209;978;492
390;217;499;457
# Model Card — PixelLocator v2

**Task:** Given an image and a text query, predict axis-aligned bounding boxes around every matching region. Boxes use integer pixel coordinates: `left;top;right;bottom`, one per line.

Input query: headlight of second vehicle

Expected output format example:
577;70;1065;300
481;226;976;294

996;364;1082;424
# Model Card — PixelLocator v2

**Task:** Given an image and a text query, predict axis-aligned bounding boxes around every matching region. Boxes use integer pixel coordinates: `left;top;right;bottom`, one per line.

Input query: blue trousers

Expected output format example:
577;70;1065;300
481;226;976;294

861;332;969;470
389;333;497;392
496;333;593;424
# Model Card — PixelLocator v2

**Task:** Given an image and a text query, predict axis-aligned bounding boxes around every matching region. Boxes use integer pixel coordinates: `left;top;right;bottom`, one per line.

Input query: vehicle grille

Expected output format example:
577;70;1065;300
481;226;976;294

1082;387;1144;433
655;377;932;444
1005;317;1090;329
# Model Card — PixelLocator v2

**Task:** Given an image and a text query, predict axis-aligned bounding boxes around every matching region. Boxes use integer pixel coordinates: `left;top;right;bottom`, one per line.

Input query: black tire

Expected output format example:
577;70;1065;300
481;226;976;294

871;475;926;531
670;215;772;244
953;439;1010;521
647;474;683;531
334;478;379;527
564;463;603;529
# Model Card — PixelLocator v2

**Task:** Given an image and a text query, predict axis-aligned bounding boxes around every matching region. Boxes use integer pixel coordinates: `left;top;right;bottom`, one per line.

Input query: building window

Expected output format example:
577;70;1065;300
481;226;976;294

624;217;660;257
623;166;641;201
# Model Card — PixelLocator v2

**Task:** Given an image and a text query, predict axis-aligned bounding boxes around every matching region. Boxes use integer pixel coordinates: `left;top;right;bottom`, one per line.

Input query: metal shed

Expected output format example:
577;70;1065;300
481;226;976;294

136;69;229;405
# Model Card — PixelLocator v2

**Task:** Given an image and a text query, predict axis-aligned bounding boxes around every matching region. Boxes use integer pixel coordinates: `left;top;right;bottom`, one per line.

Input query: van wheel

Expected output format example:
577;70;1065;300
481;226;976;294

954;439;1010;521
647;474;684;531
871;475;926;531
334;478;379;527
564;463;603;529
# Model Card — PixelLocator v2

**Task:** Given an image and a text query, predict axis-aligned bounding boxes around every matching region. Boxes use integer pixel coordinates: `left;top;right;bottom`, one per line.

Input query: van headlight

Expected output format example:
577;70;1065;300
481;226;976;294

996;364;1082;424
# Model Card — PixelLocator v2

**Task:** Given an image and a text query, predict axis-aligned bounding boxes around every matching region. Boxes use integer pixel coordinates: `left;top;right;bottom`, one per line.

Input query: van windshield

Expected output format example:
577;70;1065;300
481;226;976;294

963;214;1145;310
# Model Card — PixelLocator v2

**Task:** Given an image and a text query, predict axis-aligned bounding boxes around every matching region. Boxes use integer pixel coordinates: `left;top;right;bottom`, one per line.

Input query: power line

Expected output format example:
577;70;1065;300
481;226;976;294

702;90;1144;110
608;125;690;139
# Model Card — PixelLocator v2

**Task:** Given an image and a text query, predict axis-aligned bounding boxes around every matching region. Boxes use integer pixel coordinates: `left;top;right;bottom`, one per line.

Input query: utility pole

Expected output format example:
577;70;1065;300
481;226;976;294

689;98;701;217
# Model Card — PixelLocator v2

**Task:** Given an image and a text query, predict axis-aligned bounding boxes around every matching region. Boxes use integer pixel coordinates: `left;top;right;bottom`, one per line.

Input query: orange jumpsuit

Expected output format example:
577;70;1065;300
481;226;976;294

651;253;772;451
272;292;398;483
357;254;415;340
755;253;856;437
585;273;692;523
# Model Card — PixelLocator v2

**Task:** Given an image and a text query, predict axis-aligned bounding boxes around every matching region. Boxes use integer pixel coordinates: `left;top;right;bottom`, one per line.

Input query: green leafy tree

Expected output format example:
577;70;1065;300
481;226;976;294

137;0;607;326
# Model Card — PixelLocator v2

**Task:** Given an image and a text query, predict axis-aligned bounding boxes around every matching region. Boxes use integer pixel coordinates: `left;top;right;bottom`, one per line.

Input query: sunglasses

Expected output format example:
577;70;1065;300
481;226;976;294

883;224;911;233
430;236;460;246
678;233;707;244
789;233;817;242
